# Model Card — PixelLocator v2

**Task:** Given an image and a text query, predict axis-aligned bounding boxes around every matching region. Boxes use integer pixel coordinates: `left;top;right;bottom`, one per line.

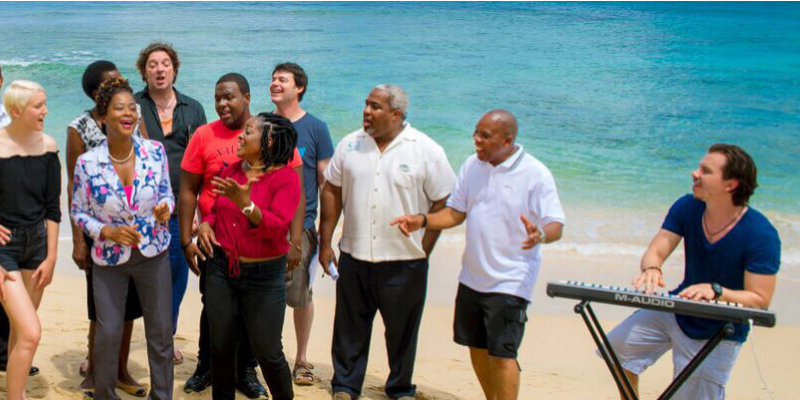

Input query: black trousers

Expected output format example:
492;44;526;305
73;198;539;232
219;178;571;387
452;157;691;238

198;255;257;373
205;252;293;400
331;252;429;399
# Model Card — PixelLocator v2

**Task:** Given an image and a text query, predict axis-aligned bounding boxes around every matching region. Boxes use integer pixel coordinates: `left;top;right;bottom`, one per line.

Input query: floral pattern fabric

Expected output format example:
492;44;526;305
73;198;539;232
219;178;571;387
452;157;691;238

68;106;143;150
71;136;174;266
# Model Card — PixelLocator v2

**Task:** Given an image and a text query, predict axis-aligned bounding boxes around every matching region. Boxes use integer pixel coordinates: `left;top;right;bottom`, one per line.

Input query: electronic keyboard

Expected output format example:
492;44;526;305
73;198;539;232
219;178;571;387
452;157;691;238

546;280;776;327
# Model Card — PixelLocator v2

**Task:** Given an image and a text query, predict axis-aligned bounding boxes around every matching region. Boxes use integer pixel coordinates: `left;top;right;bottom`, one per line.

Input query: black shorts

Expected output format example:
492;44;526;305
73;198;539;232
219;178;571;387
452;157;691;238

84;234;143;322
0;222;47;272
453;283;529;359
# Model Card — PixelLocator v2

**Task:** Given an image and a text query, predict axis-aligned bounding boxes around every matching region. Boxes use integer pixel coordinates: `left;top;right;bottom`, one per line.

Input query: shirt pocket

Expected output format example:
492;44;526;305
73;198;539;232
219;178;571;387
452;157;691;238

392;161;420;189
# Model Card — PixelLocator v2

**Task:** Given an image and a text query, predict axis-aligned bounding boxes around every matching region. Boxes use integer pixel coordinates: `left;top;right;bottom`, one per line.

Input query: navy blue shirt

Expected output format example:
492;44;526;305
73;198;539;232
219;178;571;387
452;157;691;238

294;113;334;229
663;195;781;342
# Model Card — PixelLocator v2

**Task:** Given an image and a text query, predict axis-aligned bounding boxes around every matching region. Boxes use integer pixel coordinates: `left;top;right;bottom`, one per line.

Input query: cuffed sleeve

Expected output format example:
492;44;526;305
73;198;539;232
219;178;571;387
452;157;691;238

156;144;175;214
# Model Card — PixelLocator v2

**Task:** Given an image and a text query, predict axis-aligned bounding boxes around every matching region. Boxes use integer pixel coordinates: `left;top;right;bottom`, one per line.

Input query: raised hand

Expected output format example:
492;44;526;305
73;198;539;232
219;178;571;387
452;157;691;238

389;214;425;237
211;176;255;209
520;214;543;249
153;202;171;224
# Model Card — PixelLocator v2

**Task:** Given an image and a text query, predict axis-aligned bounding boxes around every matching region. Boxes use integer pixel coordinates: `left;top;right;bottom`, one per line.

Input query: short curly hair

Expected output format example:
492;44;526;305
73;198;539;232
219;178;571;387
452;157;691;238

95;77;133;117
135;41;180;84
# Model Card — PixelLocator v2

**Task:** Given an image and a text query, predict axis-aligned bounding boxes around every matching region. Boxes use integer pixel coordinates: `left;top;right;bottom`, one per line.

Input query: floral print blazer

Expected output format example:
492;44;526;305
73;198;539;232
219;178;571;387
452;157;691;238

71;136;174;266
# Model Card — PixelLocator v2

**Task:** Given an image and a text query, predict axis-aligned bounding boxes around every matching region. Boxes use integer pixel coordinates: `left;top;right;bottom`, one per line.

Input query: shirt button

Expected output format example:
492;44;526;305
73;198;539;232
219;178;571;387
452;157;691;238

373;235;377;239
127;216;133;221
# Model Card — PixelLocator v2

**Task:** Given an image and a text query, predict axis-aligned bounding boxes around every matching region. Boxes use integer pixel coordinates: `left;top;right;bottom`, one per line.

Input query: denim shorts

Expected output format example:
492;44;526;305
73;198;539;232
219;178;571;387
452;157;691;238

604;309;742;400
0;222;47;272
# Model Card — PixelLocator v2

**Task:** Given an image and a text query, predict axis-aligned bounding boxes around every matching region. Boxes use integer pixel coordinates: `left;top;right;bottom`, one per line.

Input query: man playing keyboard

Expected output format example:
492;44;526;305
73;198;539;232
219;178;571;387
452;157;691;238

607;143;781;400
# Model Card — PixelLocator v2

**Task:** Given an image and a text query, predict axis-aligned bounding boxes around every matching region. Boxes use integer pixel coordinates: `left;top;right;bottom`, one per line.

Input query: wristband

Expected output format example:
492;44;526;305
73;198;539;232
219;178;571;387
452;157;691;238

420;213;428;228
642;266;662;274
181;242;192;251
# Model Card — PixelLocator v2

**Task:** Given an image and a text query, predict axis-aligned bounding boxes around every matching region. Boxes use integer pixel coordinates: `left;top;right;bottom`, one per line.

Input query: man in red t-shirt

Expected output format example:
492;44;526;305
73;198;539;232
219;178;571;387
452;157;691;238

178;73;303;398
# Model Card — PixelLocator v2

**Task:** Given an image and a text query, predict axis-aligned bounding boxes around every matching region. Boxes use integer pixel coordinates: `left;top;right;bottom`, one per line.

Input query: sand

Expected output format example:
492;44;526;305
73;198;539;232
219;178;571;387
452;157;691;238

1;224;797;400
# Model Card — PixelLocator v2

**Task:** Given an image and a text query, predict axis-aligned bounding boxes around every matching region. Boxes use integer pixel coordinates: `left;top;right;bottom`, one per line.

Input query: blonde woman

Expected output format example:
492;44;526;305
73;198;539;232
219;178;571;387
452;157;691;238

0;80;61;400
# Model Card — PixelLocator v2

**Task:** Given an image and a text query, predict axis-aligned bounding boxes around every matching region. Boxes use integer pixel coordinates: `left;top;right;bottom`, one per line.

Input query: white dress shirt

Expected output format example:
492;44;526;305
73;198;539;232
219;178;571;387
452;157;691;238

325;122;456;262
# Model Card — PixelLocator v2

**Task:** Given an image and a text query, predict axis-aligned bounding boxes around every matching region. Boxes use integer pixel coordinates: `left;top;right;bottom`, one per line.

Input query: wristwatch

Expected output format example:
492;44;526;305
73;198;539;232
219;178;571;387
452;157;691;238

242;201;256;216
711;282;723;300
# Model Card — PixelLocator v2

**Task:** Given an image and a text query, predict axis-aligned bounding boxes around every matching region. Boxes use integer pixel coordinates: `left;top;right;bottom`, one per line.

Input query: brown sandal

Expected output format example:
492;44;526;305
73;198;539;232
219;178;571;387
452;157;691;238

292;362;315;386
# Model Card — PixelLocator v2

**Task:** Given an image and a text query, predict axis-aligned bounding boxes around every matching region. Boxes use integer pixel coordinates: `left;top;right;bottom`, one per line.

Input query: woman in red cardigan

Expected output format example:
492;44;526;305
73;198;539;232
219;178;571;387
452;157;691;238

196;112;299;400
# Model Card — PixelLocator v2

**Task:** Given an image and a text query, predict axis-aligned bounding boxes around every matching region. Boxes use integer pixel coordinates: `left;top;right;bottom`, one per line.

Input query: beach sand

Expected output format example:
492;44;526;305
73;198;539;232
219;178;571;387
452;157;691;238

3;223;798;400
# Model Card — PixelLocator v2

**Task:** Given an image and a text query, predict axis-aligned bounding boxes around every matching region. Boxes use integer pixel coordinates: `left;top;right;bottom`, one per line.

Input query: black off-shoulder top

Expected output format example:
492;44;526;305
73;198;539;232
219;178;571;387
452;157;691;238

0;152;62;228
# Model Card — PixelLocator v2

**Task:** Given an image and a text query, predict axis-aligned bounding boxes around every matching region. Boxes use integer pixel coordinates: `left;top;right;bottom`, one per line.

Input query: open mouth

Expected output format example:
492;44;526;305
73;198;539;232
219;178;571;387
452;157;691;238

120;119;134;129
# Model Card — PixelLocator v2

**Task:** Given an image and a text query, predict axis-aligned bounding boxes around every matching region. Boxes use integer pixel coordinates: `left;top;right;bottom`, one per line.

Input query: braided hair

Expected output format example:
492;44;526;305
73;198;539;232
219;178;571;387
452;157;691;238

95;77;133;117
256;112;297;167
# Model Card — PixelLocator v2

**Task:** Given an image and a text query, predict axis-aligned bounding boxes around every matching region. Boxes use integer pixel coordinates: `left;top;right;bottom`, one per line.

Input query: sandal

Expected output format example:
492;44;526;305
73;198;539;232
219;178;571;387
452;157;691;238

79;358;89;377
292;362;315;386
174;349;184;365
117;381;148;397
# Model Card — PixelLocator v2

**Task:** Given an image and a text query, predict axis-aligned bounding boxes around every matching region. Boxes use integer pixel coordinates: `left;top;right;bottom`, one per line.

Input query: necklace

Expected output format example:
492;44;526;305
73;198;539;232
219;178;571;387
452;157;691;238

703;206;744;238
109;144;135;163
243;160;267;170
155;96;176;113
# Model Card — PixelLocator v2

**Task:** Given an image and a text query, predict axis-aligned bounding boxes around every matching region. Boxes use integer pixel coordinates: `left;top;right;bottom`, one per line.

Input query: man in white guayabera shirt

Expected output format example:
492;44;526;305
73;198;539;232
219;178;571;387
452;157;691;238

319;84;456;400
392;109;565;400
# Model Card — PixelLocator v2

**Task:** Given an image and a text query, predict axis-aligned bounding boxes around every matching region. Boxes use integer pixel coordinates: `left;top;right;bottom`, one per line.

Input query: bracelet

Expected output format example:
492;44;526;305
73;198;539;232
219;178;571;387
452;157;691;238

181;242;192;250
641;266;662;274
420;213;428;228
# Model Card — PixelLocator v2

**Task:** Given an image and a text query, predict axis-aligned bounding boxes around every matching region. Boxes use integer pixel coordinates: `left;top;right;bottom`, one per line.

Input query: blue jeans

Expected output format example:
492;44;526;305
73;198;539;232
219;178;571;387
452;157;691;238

169;215;189;335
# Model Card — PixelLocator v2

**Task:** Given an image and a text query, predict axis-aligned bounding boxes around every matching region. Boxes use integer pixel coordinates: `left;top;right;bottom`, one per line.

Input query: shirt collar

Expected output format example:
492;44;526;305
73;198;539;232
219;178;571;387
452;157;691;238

140;87;189;106
495;144;525;170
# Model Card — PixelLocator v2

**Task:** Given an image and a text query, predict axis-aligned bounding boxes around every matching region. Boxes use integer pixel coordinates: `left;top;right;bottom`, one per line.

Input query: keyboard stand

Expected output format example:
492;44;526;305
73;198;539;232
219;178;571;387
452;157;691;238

574;300;734;400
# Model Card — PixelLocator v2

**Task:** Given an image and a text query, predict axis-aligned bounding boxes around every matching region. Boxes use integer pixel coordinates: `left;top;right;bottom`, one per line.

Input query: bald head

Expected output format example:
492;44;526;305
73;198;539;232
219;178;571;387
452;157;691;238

480;109;518;140
473;109;520;166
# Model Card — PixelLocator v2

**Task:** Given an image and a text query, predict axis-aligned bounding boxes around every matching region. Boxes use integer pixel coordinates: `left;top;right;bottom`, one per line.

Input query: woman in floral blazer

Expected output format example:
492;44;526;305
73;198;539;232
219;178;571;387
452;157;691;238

70;78;174;400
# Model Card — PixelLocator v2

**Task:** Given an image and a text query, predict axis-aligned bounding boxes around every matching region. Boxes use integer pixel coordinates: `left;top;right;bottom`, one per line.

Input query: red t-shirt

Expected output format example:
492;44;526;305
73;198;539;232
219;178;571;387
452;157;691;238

202;163;300;263
181;119;303;218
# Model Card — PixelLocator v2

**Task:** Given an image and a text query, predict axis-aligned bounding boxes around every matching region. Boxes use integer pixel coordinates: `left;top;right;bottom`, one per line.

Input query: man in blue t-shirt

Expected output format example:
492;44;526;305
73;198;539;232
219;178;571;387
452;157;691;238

271;62;335;386
606;144;781;400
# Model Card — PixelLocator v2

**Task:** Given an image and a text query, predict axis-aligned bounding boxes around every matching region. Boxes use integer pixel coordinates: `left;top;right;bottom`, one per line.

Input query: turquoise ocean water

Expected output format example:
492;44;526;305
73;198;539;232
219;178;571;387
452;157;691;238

1;2;799;265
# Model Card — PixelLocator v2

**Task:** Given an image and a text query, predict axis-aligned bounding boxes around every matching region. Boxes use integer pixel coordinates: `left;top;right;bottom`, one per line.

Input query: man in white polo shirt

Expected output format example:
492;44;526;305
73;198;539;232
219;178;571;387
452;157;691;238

319;84;456;400
391;109;565;400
